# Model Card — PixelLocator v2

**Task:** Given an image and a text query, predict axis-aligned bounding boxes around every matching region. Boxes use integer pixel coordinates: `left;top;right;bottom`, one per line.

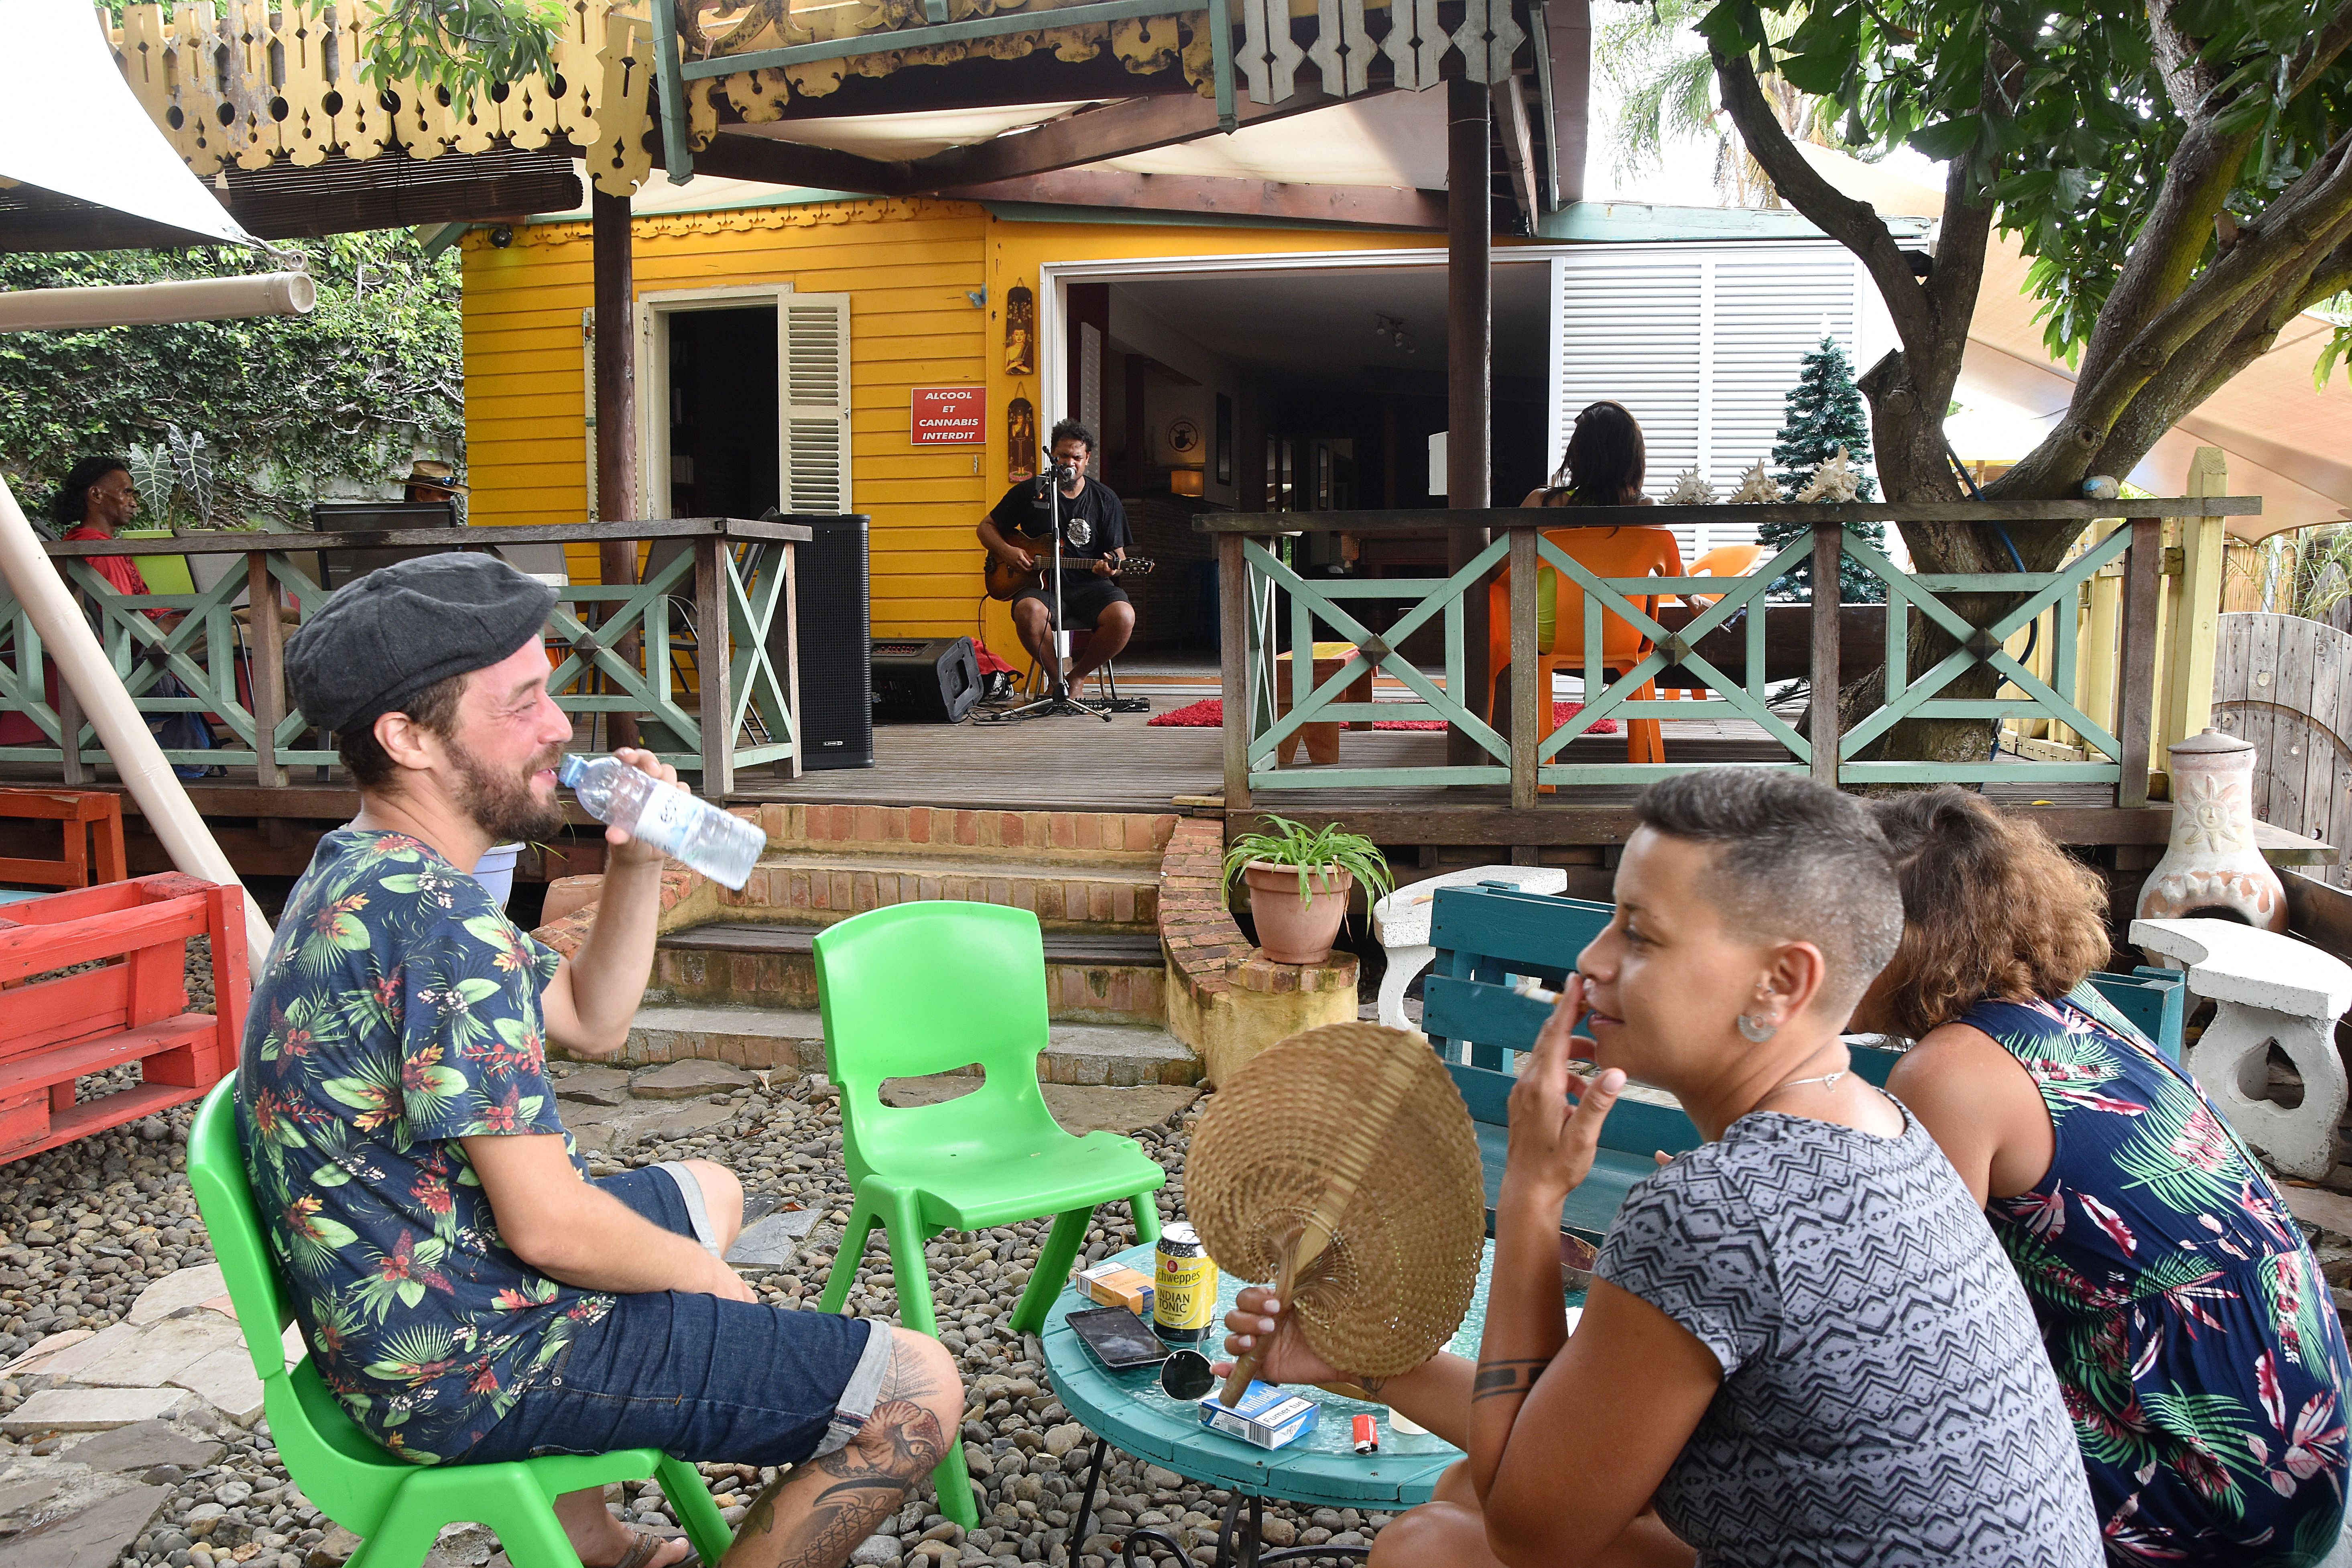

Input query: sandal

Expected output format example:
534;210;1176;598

592;1528;698;1568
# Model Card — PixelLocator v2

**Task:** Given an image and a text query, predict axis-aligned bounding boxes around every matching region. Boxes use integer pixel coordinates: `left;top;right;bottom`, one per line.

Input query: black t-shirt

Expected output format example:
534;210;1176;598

989;477;1131;562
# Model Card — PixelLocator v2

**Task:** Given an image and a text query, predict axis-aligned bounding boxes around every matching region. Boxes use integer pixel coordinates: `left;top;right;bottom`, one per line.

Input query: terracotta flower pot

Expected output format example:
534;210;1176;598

1241;860;1355;964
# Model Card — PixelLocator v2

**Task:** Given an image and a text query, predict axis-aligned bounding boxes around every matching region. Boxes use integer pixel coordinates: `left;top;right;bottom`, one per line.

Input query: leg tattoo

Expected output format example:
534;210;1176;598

726;1333;963;1568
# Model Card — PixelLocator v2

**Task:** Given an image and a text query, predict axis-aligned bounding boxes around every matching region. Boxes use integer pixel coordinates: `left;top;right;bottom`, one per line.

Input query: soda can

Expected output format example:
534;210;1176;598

1153;1222;1217;1343
1352;1413;1379;1454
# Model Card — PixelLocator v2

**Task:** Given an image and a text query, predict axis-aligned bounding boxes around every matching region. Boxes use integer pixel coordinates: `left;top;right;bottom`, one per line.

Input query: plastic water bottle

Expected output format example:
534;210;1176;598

557;754;765;890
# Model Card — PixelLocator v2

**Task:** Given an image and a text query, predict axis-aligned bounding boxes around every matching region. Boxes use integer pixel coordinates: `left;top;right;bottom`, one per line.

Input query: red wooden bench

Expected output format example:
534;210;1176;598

0;875;248;1165
0;788;128;891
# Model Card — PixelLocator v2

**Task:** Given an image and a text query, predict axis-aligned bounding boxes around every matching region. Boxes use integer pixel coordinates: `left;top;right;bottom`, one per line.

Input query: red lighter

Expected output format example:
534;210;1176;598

1352;1413;1379;1454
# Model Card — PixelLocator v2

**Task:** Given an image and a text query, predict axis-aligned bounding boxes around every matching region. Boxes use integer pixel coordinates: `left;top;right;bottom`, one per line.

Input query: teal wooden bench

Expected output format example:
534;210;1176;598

1420;882;2187;1248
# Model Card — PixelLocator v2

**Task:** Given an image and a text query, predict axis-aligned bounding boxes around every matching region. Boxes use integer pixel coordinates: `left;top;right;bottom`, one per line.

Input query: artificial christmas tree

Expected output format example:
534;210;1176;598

1757;336;1886;602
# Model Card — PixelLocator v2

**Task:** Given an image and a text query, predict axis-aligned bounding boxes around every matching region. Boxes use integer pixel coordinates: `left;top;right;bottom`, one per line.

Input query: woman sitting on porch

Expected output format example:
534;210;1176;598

1865;787;2352;1566
1219;770;2099;1566
1524;399;1652;507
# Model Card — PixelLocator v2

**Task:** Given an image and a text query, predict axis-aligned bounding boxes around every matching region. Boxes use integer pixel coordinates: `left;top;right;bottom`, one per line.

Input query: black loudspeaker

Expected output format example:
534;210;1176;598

872;637;981;723
783;514;874;770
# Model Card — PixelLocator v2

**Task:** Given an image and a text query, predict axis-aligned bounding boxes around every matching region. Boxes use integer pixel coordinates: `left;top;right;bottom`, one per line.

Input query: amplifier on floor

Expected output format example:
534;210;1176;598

872;637;981;723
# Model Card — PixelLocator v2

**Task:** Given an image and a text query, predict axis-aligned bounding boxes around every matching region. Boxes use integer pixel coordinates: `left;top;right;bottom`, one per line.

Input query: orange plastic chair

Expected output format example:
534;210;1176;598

1677;544;1763;605
1486;526;1684;766
1665;544;1764;700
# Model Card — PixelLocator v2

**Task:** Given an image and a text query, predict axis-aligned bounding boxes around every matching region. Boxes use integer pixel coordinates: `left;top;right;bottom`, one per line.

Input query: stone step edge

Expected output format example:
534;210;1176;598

742;852;1161;888
720;863;1160;929
622;1006;1200;1086
749;803;1182;859
659;922;1164;964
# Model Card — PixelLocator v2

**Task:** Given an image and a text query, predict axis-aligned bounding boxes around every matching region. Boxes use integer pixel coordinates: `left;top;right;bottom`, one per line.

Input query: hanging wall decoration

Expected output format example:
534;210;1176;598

1004;285;1037;376
1008;397;1038;482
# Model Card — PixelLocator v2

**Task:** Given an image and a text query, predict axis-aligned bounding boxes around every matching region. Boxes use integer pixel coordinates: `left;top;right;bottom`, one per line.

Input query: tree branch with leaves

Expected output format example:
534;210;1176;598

1699;0;2352;759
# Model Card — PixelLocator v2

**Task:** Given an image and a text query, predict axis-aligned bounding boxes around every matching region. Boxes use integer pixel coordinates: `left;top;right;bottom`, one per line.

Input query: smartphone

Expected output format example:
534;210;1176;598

1068;1306;1169;1371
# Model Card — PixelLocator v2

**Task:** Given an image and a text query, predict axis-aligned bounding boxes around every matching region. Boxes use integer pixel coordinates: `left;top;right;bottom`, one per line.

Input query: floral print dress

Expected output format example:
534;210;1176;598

1965;992;2352;1565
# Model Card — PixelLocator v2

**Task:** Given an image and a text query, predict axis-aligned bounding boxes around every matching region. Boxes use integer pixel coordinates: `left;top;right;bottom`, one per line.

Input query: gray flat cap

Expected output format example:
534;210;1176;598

286;554;558;736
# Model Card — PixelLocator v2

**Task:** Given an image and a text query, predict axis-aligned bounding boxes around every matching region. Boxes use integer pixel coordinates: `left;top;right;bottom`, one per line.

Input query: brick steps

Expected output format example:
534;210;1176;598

716;849;1158;932
624;1004;1200;1085
653;922;1166;1024
748;802;1179;862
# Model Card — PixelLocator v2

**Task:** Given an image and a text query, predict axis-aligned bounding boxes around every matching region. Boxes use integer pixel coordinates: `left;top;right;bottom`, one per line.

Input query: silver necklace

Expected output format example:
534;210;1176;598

1774;1069;1846;1092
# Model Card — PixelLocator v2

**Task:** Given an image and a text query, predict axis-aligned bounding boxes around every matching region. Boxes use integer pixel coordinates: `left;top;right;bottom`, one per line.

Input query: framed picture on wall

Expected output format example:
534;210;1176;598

1215;393;1233;485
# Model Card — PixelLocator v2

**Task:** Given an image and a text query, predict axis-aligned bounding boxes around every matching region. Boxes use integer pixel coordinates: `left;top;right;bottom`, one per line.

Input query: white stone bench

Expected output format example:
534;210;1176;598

1371;864;1569;1029
2131;917;2352;1179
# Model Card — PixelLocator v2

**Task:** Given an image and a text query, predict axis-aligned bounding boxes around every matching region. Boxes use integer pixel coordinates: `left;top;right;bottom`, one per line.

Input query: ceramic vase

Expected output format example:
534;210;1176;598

2134;727;2288;933
1241;860;1354;965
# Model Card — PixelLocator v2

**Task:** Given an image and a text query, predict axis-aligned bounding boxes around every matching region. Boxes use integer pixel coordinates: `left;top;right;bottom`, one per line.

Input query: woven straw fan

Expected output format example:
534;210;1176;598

1189;1022;1486;1407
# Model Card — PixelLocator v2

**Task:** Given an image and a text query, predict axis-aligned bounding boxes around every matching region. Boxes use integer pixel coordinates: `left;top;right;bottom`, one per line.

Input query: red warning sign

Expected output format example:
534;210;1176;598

911;386;986;445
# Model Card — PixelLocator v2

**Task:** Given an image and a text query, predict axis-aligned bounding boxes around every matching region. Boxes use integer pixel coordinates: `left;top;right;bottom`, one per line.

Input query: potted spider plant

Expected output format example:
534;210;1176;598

1222;815;1395;965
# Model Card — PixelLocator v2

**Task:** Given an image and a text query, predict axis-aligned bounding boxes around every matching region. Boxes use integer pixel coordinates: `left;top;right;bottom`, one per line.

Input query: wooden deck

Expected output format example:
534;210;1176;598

0;675;2328;865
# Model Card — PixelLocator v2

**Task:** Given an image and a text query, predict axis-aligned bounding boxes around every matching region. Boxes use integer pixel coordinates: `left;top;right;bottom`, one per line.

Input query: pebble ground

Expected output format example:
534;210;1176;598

0;944;1382;1568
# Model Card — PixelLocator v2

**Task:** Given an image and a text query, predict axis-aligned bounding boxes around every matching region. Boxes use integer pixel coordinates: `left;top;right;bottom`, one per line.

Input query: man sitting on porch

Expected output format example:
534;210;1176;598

979;419;1135;699
234;555;962;1568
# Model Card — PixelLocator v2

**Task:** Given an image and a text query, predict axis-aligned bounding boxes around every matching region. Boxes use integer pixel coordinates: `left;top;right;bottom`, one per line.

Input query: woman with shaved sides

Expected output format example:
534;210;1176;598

1218;771;2097;1566
1865;787;2352;1566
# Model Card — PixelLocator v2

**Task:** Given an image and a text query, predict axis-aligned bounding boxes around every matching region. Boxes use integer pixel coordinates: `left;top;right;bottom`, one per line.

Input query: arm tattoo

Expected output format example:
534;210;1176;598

1472;1358;1549;1403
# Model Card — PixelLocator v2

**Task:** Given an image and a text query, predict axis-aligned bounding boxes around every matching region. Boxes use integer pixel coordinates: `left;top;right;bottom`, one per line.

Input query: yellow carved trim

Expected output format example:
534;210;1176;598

105;0;656;197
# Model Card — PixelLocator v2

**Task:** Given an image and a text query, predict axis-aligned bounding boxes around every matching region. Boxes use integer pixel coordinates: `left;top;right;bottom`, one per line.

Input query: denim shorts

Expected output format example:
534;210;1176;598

454;1165;892;1468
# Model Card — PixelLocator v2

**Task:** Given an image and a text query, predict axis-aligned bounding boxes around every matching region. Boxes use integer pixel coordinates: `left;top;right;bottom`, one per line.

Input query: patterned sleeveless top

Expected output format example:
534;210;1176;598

1965;992;2352;1565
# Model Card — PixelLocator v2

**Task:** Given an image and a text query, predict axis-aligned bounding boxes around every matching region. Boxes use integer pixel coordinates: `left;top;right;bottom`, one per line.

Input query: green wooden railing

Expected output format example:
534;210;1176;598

0;518;811;794
1203;497;2261;809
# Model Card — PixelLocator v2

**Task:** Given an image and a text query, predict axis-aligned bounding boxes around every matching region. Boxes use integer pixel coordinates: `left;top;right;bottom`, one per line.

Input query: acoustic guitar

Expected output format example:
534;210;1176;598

983;552;1155;603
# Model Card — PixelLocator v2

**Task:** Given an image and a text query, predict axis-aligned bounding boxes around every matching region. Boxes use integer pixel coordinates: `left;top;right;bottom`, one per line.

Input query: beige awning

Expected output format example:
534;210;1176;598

1800;145;2352;541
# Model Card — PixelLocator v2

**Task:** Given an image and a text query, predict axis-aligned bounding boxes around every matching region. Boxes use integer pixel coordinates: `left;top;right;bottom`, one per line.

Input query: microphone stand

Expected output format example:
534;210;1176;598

979;460;1113;724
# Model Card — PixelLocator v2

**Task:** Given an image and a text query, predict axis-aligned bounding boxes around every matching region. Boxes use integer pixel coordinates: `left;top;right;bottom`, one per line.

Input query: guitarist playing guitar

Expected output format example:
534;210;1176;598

978;420;1138;701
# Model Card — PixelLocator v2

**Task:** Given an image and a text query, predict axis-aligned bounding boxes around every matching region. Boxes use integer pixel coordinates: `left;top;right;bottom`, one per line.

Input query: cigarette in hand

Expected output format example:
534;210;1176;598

1512;976;1561;1005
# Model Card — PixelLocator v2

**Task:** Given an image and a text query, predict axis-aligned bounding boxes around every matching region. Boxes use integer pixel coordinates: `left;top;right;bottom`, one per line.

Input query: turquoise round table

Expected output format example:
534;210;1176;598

1042;1241;1529;1567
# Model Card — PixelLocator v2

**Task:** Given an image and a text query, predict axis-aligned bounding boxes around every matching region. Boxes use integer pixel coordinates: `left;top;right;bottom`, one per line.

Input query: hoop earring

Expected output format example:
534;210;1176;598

1737;1013;1777;1044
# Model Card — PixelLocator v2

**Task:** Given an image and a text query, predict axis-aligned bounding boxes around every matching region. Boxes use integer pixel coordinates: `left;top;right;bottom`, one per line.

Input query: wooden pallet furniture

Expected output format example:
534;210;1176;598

0;874;248;1165
1420;882;2186;1245
0;787;128;891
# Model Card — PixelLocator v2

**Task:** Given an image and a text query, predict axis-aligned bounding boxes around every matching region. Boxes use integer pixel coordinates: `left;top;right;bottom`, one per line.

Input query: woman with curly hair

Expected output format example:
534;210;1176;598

1862;787;2352;1566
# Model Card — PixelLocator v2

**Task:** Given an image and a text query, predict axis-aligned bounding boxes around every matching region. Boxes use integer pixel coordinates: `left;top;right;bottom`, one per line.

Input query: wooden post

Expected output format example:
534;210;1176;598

2162;447;2228;755
1509;525;1539;808
56;669;83;788
246;551;285;789
1809;521;1840;785
2078;519;2120;754
779;542;803;780
693;536;732;799
592;187;642;755
1445;75;1492;767
1219;532;1251;811
2116;515;2164;808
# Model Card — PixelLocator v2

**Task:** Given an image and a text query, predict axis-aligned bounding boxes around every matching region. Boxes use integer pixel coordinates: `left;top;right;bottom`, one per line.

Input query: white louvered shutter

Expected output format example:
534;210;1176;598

1706;246;1866;547
1549;243;1877;562
779;294;852;513
1551;250;1705;554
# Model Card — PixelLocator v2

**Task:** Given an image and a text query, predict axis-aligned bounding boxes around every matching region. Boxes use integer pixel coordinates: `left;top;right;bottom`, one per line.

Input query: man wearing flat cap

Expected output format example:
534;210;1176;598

235;556;961;1568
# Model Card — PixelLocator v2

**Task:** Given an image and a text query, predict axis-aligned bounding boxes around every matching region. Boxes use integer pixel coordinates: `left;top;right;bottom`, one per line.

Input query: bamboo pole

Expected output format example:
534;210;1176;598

0;475;274;973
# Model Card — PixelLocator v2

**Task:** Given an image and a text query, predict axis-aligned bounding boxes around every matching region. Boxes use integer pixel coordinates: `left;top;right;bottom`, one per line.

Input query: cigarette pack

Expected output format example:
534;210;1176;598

1073;1261;1155;1318
1198;1381;1320;1450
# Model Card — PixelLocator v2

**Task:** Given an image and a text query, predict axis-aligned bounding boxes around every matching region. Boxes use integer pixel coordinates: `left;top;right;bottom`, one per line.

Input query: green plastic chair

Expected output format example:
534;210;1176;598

812;902;1167;1527
187;1080;734;1568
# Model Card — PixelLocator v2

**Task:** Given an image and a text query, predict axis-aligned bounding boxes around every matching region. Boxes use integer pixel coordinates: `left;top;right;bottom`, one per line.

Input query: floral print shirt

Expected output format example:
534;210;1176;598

1969;991;2352;1564
234;828;612;1463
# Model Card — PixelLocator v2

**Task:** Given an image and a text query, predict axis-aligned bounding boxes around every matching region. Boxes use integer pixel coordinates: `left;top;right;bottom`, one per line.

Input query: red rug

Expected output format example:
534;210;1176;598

1147;697;1615;735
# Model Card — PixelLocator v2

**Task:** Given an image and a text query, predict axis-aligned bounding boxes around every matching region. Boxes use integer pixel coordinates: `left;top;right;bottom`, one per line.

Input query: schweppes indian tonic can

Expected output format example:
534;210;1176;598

1153;1222;1217;1343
